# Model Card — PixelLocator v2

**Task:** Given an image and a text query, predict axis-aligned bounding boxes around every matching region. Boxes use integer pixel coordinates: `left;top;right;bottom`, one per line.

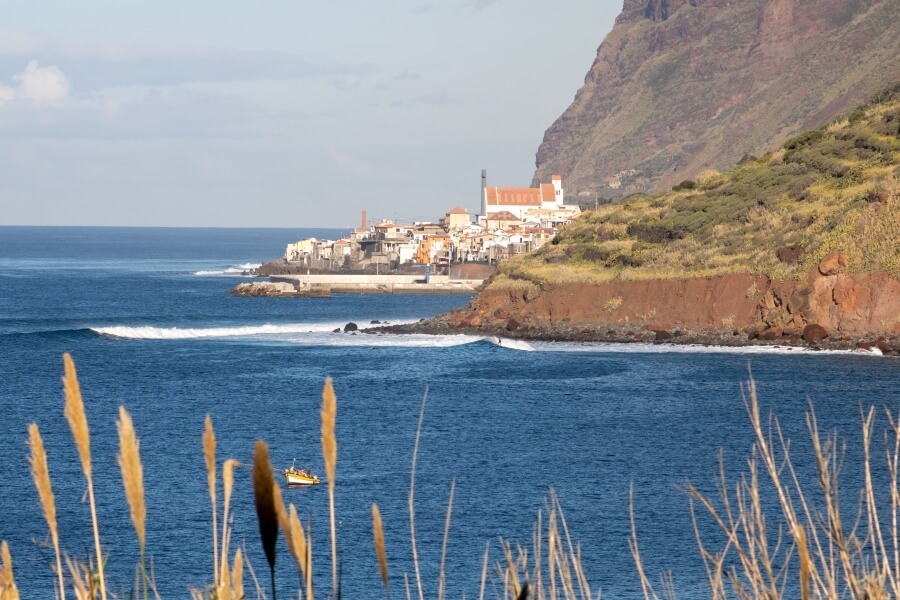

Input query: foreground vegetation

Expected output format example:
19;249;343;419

2;355;900;599
497;85;899;289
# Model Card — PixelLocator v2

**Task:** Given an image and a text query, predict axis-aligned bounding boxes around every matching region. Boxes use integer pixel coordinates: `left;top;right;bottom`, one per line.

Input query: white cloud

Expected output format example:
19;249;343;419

0;28;372;92
13;61;69;105
0;84;13;105
0;28;47;55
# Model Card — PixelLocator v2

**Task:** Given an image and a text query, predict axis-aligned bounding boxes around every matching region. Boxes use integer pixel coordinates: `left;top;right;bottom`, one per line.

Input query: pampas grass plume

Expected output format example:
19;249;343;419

252;440;278;600
288;505;311;590
28;423;65;599
117;406;146;549
372;503;389;593
220;458;241;587
321;377;339;597
63;352;91;479
61;353;107;600
231;549;244;600
0;541;19;600
203;415;219;585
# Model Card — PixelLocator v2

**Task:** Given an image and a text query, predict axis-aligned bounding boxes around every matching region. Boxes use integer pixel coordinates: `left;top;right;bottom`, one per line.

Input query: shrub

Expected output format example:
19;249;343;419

672;179;697;191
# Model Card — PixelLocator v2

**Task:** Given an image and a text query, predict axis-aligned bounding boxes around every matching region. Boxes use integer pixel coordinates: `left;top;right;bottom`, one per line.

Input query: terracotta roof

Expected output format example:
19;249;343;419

485;183;558;206
487;211;521;220
448;206;469;214
551;174;561;181
485;187;542;206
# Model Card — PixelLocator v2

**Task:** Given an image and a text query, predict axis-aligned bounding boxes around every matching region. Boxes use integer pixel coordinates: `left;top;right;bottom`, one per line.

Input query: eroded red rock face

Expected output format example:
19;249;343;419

458;271;900;340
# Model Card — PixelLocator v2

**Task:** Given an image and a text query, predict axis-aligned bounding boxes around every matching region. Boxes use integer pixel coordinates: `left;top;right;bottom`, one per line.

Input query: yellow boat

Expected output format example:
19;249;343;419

283;461;321;486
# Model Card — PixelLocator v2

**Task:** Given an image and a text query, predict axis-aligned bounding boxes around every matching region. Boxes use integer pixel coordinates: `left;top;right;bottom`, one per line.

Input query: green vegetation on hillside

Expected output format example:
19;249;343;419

500;85;900;288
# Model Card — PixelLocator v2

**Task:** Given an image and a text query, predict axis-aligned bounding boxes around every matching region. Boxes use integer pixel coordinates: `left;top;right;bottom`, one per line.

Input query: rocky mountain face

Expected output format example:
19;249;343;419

534;0;899;200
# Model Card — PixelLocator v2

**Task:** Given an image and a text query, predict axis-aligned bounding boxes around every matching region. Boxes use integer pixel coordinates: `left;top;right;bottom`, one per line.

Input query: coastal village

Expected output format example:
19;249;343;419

279;172;578;275
236;172;582;295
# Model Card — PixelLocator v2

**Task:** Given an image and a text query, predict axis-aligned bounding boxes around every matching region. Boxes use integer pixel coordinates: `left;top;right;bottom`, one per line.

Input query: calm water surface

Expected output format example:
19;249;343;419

0;226;897;599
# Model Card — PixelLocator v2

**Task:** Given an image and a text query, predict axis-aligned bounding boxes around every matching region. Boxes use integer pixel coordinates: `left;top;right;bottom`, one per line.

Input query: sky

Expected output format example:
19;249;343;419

0;2;620;228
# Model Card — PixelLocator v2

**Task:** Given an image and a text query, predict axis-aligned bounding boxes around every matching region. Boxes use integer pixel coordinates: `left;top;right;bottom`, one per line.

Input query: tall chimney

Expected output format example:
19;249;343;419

361;210;367;231
481;169;487;217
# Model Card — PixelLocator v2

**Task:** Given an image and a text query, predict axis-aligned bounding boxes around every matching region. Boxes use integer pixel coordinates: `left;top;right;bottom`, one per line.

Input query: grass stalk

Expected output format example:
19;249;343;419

28;423;65;600
203;415;219;587
408;389;428;600
62;353;107;600
116;406;148;600
437;477;455;600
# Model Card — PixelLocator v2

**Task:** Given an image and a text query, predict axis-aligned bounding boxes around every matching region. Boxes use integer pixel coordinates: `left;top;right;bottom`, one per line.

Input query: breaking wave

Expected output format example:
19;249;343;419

193;263;261;276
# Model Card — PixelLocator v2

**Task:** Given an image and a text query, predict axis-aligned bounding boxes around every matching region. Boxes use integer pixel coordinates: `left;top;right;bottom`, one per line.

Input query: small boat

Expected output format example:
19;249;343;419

283;460;321;486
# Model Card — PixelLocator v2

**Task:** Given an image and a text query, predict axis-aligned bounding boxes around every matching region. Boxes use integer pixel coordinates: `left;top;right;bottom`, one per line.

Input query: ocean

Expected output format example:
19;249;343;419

0;226;897;599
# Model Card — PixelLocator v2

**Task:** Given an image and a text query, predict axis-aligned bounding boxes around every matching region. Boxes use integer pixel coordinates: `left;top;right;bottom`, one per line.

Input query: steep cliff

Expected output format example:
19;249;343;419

534;0;900;200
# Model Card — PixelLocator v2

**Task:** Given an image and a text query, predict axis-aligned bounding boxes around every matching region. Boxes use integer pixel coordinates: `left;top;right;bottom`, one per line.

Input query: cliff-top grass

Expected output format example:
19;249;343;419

496;84;900;289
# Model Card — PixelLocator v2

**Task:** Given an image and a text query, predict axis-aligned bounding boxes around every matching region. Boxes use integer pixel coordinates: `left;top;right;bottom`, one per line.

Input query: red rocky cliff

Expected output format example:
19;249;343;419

445;256;900;352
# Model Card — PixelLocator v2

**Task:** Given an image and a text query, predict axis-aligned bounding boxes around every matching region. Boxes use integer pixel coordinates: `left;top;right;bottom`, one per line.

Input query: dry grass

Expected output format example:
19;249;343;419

631;372;900;600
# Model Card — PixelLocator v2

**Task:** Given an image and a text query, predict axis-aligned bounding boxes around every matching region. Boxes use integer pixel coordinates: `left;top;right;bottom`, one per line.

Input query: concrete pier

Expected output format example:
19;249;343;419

271;273;482;294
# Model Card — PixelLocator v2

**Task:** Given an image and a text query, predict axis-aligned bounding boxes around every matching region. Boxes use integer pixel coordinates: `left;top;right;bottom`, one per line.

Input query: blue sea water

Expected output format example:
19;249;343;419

0;226;897;599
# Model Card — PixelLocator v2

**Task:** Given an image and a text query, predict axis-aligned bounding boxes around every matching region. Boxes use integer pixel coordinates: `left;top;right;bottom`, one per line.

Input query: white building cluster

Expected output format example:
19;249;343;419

283;174;581;271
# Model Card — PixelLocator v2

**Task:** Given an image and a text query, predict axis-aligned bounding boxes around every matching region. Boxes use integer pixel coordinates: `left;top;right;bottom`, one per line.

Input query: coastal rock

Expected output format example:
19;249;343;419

818;251;848;276
802;324;829;343
231;282;296;297
344;322;358;333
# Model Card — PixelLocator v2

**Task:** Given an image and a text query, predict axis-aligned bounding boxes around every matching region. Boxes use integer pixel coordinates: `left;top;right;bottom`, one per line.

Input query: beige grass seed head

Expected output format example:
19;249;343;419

321;377;337;486
62;352;92;479
117;406;146;549
372;503;389;589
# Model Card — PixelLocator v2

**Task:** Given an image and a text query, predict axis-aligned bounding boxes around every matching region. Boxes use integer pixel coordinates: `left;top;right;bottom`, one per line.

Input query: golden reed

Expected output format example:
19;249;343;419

202;415;219;587
28;424;65;599
321;377;339;597
0;541;19;600
116;406;148;599
219;458;241;588
372;503;390;596
62;353;107;600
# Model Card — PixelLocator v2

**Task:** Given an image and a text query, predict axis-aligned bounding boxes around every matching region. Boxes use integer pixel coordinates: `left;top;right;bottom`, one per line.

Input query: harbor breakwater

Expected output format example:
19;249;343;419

231;273;484;296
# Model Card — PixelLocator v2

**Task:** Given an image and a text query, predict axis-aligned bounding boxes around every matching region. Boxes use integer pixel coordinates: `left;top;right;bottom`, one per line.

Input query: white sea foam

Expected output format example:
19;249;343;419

488;336;535;351
89;323;887;357
522;340;867;356
93;323;346;340
91;322;483;347
193;262;261;276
